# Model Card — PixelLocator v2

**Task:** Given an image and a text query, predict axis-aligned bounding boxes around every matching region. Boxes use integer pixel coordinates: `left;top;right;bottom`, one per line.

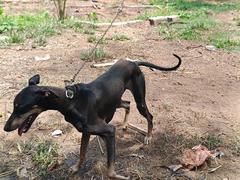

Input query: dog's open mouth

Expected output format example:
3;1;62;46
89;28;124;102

18;113;38;136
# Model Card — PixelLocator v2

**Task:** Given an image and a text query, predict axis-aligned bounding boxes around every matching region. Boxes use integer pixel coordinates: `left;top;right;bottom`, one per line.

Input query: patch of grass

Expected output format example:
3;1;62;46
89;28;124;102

87;35;106;44
80;48;108;61
232;137;240;156
158;13;216;41
0;11;59;46
62;18;83;32
139;0;240;51
108;34;130;41
88;11;98;23
202;135;222;150
149;0;240;12
32;141;59;176
209;33;240;50
34;35;47;47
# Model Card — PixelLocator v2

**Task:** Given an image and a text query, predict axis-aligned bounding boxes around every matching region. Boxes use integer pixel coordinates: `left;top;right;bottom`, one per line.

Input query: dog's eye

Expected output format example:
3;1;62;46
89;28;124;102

15;103;19;108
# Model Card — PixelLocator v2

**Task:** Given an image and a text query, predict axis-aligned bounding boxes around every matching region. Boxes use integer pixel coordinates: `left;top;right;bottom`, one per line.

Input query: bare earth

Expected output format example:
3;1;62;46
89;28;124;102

0;0;240;179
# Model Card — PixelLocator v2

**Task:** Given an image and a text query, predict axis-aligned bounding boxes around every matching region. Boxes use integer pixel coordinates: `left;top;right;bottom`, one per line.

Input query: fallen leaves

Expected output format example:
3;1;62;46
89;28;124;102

181;144;214;169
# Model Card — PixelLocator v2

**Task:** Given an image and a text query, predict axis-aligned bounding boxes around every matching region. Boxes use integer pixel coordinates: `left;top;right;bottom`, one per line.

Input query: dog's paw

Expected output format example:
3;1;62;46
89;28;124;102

144;136;152;145
69;164;79;174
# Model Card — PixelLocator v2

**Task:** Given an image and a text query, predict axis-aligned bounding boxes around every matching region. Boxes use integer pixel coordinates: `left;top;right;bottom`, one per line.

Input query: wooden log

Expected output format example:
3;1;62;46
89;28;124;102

149;15;179;26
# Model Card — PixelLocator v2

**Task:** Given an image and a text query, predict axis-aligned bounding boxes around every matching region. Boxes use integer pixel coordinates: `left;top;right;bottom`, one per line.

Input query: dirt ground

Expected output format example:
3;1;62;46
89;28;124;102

0;0;240;179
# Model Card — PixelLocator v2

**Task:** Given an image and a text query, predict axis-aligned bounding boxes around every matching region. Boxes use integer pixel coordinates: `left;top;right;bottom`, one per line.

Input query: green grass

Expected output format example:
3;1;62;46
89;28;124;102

108;34;130;41
149;0;240;12
140;0;240;51
202;135;222;150
32;141;59;176
80;48;108;61
0;11;59;47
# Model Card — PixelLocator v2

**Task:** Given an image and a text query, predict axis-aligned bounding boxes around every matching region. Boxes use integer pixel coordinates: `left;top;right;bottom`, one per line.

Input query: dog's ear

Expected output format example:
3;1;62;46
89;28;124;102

29;74;40;86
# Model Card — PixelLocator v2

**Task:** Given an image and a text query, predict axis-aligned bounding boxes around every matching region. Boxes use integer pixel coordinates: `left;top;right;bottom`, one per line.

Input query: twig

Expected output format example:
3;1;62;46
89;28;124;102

0;170;15;178
97;136;104;154
128;123;147;136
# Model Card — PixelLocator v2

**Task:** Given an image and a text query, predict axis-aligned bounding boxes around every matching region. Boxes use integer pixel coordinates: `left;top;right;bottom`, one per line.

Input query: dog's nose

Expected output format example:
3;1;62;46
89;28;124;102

4;124;11;132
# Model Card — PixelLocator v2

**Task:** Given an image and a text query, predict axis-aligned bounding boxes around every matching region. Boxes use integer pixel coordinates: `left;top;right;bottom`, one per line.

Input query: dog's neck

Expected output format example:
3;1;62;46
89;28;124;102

38;86;69;113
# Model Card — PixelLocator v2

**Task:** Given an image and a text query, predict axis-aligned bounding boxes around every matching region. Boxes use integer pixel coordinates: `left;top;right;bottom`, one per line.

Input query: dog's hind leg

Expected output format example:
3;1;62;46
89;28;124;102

119;100;130;131
131;73;153;145
70;133;90;174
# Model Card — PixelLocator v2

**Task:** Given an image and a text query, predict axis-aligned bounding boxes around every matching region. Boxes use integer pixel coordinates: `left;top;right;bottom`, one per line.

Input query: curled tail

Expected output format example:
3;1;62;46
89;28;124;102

136;54;182;71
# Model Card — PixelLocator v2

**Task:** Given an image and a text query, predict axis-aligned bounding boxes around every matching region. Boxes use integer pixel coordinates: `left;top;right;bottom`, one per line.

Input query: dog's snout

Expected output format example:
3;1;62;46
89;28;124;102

4;123;12;132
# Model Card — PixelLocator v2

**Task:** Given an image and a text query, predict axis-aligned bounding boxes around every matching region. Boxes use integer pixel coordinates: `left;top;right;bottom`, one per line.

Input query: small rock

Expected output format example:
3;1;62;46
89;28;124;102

206;45;216;51
34;54;50;61
52;129;63;137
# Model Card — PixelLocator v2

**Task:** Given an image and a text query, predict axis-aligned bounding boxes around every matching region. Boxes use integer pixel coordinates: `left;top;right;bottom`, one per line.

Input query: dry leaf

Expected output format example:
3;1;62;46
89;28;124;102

182;145;213;169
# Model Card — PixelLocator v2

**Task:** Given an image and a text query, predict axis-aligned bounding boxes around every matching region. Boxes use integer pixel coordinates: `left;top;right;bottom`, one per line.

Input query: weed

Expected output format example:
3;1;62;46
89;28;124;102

63;18;83;32
32;141;59;176
209;33;240;50
0;11;58;46
232;137;240;156
202;135;222;150
88;11;98;23
9;32;24;43
34;35;47;47
87;35;106;44
108;34;130;41
80;48;108;61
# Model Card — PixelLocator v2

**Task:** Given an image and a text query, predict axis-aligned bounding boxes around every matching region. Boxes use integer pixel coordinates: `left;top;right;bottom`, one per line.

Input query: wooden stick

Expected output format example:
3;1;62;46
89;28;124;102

128;123;147;136
97;136;104;154
78;20;144;27
91;58;140;68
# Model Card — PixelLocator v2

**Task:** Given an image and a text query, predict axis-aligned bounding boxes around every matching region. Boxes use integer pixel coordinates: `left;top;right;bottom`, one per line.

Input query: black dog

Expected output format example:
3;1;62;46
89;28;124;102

4;54;181;179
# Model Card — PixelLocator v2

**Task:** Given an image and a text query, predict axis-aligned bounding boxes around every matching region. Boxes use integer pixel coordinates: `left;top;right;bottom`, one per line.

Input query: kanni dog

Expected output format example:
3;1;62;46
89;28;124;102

4;54;181;179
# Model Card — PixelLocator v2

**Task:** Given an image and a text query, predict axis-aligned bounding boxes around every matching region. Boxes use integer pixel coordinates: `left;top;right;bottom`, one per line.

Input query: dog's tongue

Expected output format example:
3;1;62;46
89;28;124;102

18;127;23;136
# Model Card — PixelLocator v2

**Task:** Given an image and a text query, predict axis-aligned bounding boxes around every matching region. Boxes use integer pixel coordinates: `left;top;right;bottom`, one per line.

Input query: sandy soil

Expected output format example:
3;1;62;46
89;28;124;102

0;0;240;179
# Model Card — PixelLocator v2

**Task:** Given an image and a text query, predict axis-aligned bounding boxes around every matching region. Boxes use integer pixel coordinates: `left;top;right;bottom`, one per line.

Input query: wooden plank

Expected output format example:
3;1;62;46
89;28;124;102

149;15;179;26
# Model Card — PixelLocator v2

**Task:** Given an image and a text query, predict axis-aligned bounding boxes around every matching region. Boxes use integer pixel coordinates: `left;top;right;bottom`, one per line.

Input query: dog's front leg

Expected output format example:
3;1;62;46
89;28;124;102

99;125;130;180
70;133;90;174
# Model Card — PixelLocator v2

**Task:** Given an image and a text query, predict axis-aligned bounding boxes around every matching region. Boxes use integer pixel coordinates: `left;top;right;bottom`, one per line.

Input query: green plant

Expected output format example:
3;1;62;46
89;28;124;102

109;34;130;41
9;32;24;43
202;135;222;150
32;141;59;176
209;33;240;50
88;11;98;22
80;48;108;61
232;137;240;156
0;11;59;46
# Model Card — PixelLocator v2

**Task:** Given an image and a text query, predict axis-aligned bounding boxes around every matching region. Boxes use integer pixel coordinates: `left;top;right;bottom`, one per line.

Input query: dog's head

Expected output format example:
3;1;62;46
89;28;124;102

4;74;55;136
